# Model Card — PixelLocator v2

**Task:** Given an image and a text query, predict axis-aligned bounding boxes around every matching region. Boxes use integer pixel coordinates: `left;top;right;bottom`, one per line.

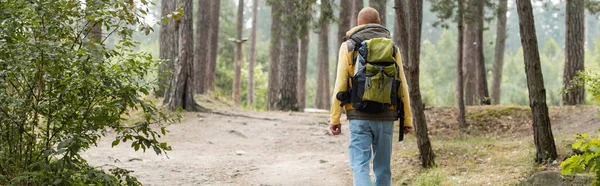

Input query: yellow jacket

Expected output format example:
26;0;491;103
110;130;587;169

329;25;413;128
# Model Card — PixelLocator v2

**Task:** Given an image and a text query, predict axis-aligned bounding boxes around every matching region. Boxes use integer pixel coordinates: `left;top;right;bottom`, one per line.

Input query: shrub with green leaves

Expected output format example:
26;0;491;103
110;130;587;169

561;71;600;184
0;0;177;185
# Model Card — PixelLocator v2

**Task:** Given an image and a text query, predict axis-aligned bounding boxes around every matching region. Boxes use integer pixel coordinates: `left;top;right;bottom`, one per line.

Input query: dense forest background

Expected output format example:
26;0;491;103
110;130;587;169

128;0;600;109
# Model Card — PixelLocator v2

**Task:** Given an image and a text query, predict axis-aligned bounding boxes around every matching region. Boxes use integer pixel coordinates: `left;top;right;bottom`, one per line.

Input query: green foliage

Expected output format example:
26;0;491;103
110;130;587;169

413;169;453;186
0;0;177;185
561;133;600;185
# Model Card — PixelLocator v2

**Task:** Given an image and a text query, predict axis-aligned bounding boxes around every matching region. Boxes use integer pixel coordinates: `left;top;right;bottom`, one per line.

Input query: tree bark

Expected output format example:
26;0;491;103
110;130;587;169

462;0;481;106
369;0;387;26
267;3;282;110
516;0;558;163
158;0;176;97
248;0;258;106
563;0;585;105
276;1;300;111
204;0;221;93
406;0;435;169
233;0;244;105
195;0;210;94
491;0;508;105
315;22;331;109
166;0;201;111
339;0;353;45
457;0;467;128
351;0;364;27
394;0;409;67
476;1;490;105
298;32;310;109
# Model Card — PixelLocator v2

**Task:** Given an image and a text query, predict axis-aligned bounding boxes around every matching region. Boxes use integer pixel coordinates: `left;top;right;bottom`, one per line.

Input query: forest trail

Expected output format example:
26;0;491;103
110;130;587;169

83;102;353;186
82;96;600;186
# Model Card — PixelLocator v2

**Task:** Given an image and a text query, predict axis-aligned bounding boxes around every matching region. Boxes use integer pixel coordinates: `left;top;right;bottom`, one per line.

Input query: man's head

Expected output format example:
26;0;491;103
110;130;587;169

357;7;381;25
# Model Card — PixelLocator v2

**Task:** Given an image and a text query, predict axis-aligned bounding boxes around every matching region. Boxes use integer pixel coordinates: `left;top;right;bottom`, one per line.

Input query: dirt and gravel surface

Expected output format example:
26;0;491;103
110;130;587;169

83;106;354;186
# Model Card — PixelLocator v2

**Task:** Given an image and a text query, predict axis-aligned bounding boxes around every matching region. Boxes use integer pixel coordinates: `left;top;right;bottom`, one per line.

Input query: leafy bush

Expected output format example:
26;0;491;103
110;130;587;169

0;0;176;185
561;71;600;184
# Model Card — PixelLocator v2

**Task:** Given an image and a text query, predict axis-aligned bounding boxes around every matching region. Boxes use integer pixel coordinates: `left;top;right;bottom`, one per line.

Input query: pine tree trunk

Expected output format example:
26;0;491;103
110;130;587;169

476;1;490;105
457;0;467;128
406;0;435;169
491;0;508;105
195;0;210;94
351;0;364;27
276;1;299;111
166;0;201;111
338;0;353;45
316;23;331;109
87;0;102;42
159;0;178;98
394;0;409;66
267;3;282;110
463;0;481;106
248;0;258;106
298;32;310;109
233;0;244;105
369;0;387;26
204;0;221;93
563;0;585;105
516;0;558;163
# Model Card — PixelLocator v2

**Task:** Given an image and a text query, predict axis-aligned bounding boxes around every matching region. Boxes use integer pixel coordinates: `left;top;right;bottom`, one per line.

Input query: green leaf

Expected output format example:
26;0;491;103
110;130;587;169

111;139;120;147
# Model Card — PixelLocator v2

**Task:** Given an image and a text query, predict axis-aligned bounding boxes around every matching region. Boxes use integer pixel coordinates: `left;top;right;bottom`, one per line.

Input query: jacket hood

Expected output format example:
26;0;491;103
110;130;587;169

345;24;391;44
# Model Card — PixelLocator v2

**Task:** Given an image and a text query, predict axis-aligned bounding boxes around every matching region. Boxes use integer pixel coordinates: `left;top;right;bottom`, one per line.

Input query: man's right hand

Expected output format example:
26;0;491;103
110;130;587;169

329;124;342;135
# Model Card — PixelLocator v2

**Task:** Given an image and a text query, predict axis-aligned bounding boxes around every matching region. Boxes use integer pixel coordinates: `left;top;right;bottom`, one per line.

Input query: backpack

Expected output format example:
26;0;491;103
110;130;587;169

338;37;401;114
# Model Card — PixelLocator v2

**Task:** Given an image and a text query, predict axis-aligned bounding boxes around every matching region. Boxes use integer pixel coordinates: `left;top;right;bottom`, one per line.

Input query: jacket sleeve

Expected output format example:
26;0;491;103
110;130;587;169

330;42;350;125
396;49;413;128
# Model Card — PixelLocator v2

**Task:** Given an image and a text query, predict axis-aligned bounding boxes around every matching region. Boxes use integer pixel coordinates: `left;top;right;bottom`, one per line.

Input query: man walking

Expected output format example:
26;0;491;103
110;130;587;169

329;7;413;186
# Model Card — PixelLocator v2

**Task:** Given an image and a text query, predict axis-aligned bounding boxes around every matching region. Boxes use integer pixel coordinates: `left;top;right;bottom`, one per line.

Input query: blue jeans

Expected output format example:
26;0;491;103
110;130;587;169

349;120;394;186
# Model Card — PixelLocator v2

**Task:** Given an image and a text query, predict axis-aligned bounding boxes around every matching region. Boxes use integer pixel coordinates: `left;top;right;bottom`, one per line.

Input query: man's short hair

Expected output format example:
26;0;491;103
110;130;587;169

358;7;381;25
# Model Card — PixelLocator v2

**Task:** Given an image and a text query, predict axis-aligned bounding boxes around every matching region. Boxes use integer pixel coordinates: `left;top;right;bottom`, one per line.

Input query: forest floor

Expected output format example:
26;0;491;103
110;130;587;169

83;96;600;186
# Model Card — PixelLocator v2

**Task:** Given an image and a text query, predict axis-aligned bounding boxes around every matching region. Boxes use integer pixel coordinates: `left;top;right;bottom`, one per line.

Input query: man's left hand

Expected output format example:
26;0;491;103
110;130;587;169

404;126;412;134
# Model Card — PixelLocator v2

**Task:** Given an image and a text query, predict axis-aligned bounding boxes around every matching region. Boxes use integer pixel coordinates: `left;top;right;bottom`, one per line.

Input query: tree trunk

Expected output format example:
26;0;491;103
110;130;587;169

204;0;221;93
315;23;331;110
339;0;353;45
516;0;558;164
406;0;435;169
267;3;282;110
87;0;102;42
463;0;482;106
457;0;467;128
476;1;490;105
276;1;300;111
158;0;176;97
233;0;244;105
394;0;409;67
491;0;508;105
369;0;387;26
351;0;364;27
248;0;258;106
563;0;585;105
195;0;210;94
298;31;310;110
166;0;201;111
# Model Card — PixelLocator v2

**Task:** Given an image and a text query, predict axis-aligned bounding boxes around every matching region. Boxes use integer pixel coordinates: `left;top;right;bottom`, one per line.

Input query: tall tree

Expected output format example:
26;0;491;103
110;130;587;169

456;0;467;128
563;0;585;105
248;0;259;106
204;1;221;93
233;0;245;105
351;0;364;27
462;0;482;105
491;0;508;105
267;1;282;110
393;0;409;67
276;1;300;111
476;1;490;105
369;0;387;26
158;0;176;97
405;0;436;168
195;0;210;94
338;0;353;46
297;1;313;110
165;0;202;111
316;0;334;110
516;0;558;163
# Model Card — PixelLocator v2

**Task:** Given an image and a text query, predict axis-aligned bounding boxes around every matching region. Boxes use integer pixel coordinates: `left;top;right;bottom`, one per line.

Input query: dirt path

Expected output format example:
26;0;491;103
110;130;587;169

83;108;353;186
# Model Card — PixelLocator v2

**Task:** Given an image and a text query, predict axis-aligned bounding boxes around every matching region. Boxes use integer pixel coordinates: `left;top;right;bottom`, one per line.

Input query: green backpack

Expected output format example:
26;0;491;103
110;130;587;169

341;38;401;113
